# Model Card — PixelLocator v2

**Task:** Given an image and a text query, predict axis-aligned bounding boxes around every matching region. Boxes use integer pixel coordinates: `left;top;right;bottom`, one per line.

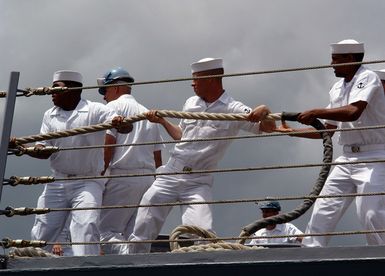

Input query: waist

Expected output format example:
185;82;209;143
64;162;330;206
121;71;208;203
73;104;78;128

343;144;385;153
53;171;96;178
166;157;194;172
109;167;154;174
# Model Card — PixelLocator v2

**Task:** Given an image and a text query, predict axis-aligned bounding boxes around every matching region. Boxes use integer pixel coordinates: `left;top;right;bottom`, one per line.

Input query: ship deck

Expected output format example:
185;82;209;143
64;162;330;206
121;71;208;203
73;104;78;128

3;245;385;275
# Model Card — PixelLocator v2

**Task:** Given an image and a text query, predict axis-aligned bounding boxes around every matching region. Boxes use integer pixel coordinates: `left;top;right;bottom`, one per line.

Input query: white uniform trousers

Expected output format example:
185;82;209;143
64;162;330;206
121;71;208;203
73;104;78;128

31;180;105;255
303;150;385;247
126;162;214;254
99;168;154;254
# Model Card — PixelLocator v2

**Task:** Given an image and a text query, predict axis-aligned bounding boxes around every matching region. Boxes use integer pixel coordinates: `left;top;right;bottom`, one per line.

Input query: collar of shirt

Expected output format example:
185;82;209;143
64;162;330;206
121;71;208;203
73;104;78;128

50;98;89;118
117;94;135;101
343;65;365;87
197;90;231;109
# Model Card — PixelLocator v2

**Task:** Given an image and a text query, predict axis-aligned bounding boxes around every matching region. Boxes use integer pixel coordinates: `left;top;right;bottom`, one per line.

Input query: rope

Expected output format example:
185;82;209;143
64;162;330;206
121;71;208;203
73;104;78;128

238;114;333;244
167;115;333;252
8;146;59;156
11;110;280;145
169;225;221;251
0;206;50;217
9;247;57;258
0;238;46;248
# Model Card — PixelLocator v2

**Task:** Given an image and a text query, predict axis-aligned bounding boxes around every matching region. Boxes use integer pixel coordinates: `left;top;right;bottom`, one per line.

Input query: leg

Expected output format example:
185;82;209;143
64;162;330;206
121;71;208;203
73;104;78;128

100;174;153;254
127;174;178;254
31;184;69;253
180;175;214;232
303;159;355;247
69;180;104;256
354;159;385;245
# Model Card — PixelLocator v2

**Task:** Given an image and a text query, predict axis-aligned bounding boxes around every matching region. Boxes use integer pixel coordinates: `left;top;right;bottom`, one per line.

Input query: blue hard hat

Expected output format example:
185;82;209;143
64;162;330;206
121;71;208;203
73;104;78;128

258;201;281;211
98;67;134;95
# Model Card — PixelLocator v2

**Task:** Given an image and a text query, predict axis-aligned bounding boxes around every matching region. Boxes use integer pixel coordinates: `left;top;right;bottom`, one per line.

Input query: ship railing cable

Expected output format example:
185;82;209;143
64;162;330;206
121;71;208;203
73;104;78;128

1;60;385;98
1;191;385;217
8;123;385;156
3;228;385;250
5;158;385;187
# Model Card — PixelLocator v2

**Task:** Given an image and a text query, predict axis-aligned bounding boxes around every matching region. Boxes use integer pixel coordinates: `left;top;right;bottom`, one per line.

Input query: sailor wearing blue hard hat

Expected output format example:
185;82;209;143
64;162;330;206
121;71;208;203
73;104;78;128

97;67;134;97
96;67;164;255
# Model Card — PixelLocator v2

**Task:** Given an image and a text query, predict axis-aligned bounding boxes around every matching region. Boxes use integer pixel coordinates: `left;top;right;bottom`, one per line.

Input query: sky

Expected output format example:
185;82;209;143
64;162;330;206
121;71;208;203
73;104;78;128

1;0;385;248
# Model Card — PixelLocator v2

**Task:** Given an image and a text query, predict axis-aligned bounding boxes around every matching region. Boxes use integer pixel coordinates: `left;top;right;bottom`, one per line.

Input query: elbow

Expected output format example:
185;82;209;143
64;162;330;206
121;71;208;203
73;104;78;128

348;111;362;121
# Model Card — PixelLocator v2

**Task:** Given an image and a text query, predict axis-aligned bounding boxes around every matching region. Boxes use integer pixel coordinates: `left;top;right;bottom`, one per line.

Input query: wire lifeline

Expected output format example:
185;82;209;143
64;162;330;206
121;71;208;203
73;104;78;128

9;123;385;155
1;191;385;216
2;59;385;98
4;228;385;249
5;158;385;186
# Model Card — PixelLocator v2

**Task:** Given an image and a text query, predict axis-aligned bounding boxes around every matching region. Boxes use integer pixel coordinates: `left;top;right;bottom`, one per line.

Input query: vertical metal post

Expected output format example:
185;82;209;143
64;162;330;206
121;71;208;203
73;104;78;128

0;72;19;201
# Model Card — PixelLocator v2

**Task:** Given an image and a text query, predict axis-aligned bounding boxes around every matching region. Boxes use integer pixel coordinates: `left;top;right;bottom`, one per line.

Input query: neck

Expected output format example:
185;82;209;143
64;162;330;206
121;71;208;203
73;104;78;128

204;88;224;103
61;97;80;111
344;65;361;82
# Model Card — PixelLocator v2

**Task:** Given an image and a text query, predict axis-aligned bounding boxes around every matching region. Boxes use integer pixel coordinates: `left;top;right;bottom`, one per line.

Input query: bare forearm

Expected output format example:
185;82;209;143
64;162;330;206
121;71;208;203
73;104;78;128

104;134;116;172
160;119;182;140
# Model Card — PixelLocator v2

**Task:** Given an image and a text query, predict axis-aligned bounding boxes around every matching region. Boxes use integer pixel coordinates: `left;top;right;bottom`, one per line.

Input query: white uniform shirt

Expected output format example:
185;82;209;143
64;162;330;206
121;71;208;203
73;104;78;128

170;91;260;170
38;99;117;176
248;223;303;245
325;66;385;146
106;94;163;170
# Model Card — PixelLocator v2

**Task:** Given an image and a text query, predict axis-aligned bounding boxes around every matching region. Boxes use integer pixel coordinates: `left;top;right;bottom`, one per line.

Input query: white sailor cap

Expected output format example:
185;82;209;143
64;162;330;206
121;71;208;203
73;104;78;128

191;58;223;73
330;39;365;54
53;70;83;84
374;69;385;81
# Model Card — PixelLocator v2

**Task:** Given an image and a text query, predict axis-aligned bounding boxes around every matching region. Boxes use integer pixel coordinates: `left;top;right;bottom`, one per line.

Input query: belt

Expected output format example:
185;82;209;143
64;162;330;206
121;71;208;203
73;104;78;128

166;158;193;172
343;144;385;153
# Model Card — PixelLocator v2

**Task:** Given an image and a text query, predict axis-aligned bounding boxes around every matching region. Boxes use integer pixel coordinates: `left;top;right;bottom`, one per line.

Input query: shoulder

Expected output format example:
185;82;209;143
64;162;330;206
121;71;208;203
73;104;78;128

185;95;200;105
87;100;112;111
228;99;252;114
353;67;381;89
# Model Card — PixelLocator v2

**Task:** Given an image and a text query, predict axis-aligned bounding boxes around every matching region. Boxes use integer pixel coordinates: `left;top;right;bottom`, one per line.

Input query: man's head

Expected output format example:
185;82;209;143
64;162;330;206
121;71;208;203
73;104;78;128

374;69;385;90
330;39;364;79
51;70;83;109
190;58;224;102
98;67;134;102
258;201;281;218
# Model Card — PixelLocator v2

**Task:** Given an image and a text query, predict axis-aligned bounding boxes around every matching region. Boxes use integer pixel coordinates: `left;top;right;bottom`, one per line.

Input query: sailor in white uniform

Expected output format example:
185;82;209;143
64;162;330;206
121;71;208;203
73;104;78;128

248;201;303;245
30;70;124;256
96;67;164;254
126;57;276;254
277;39;385;247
